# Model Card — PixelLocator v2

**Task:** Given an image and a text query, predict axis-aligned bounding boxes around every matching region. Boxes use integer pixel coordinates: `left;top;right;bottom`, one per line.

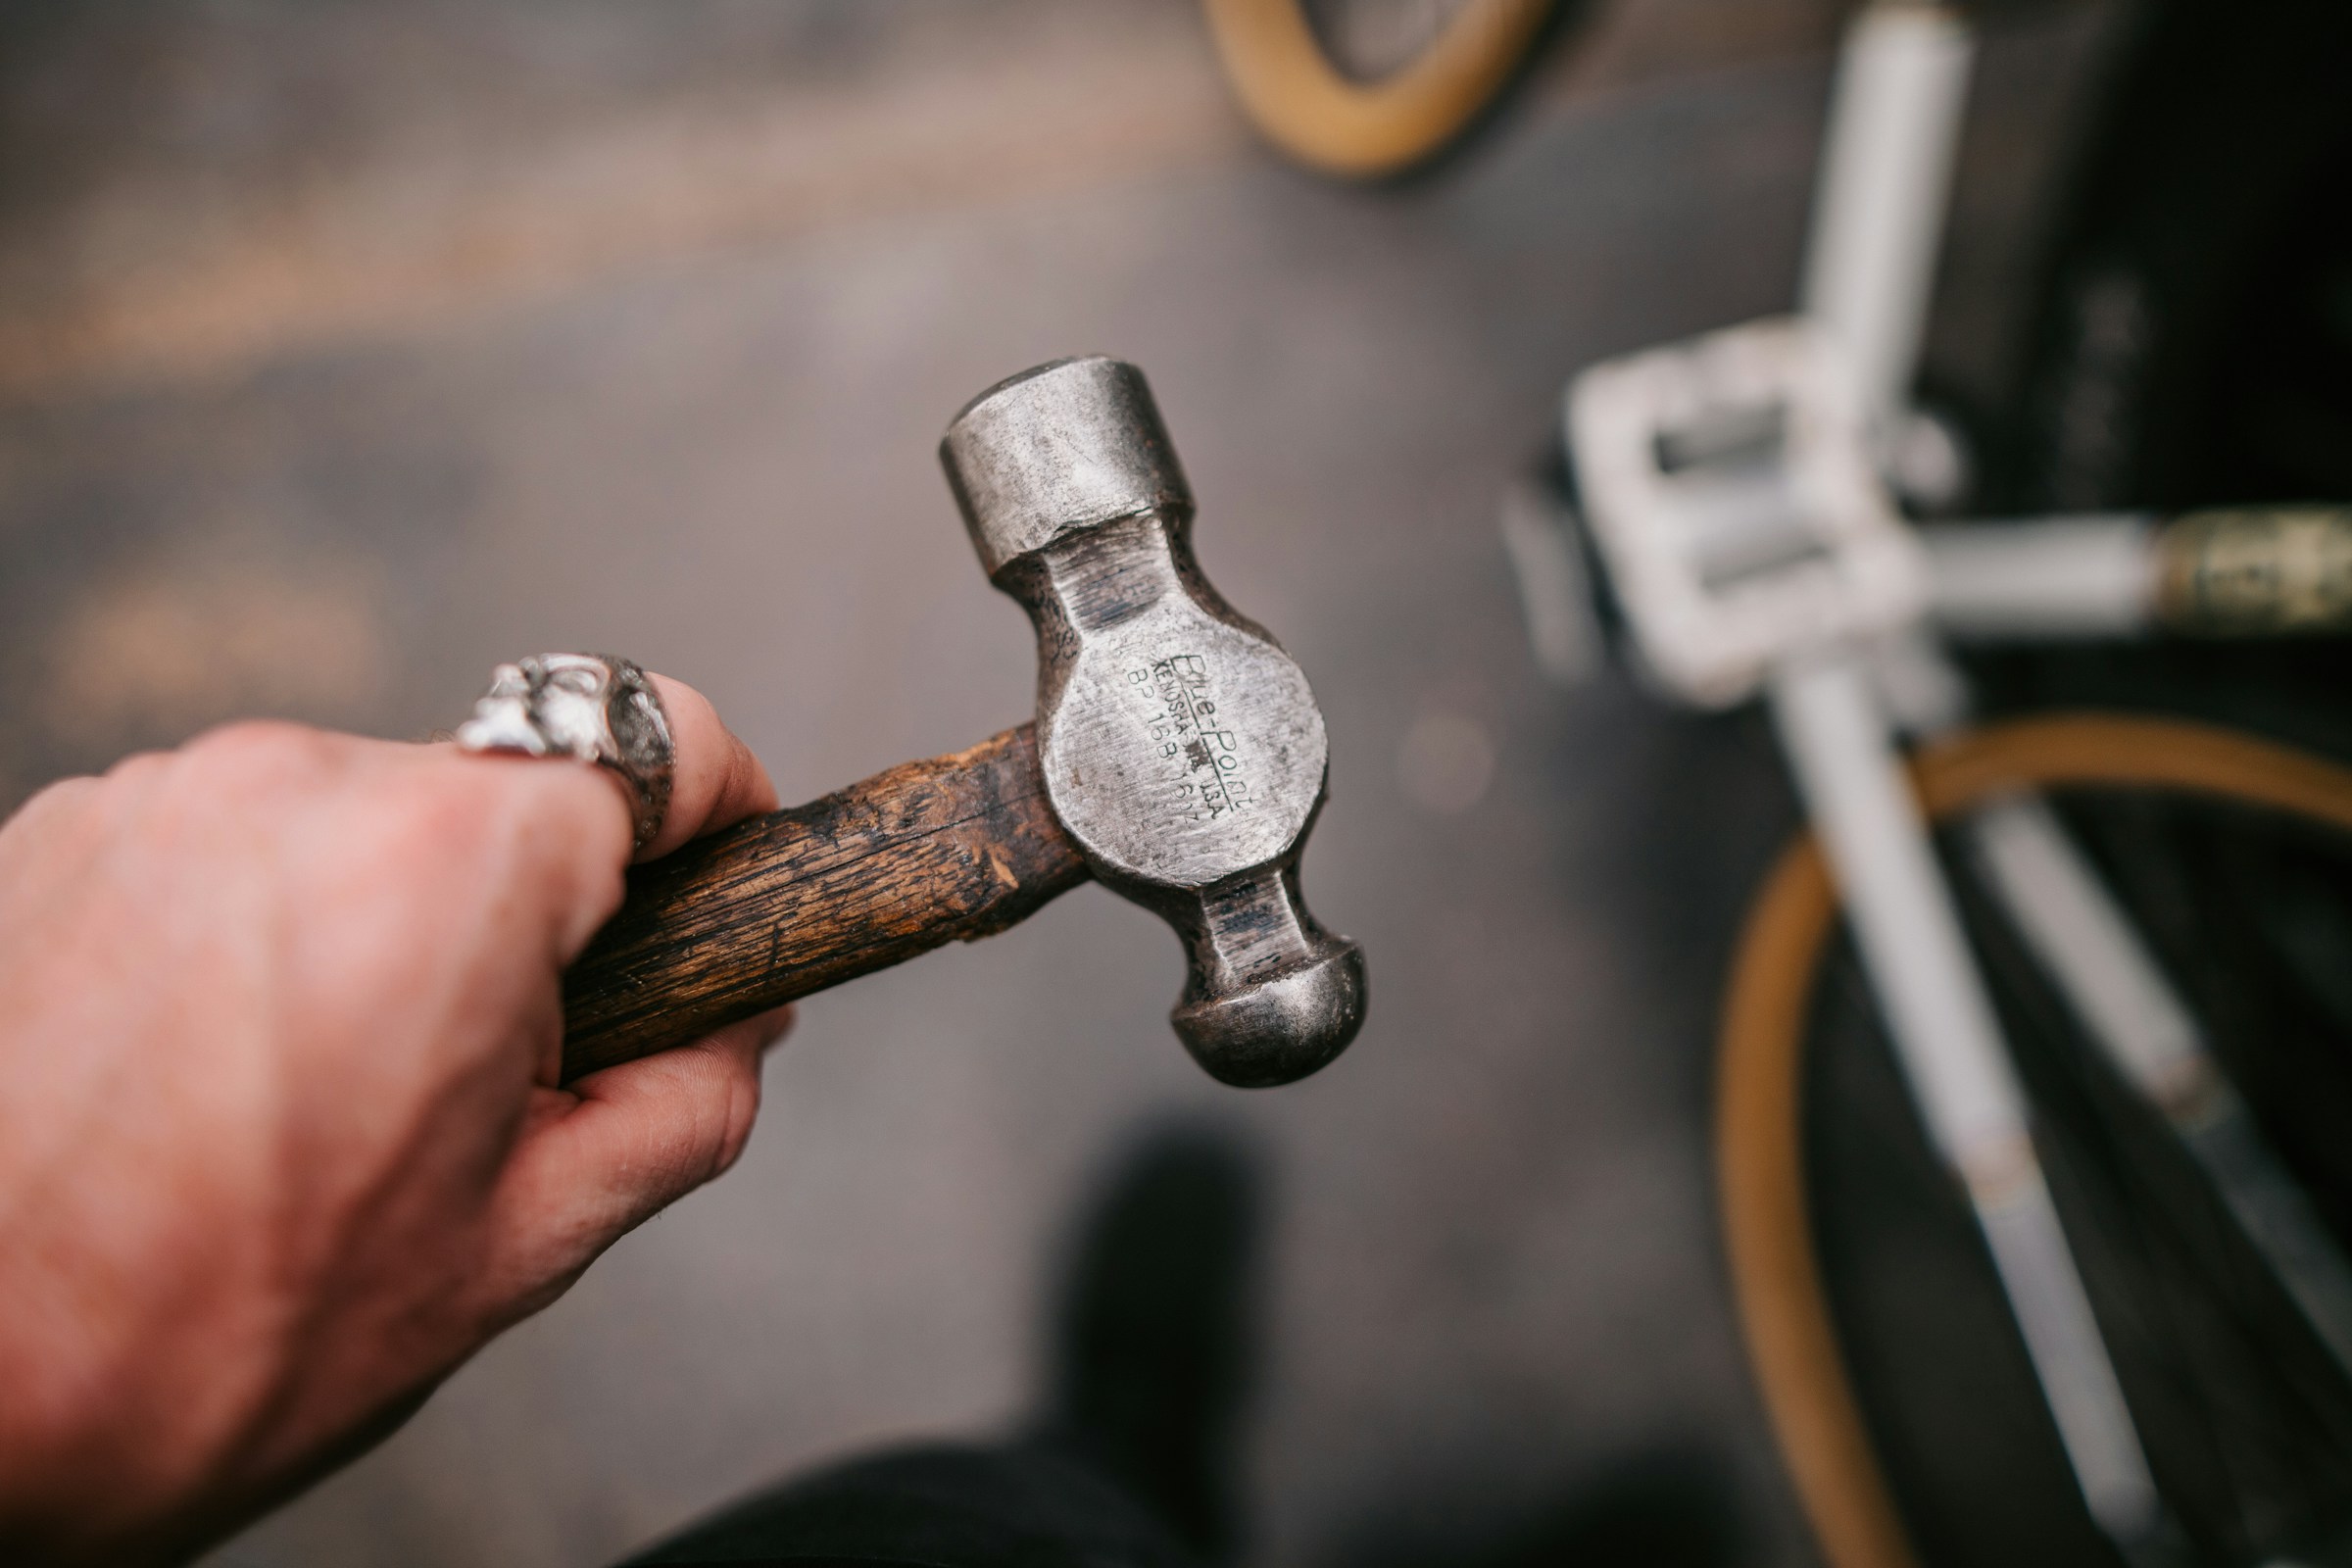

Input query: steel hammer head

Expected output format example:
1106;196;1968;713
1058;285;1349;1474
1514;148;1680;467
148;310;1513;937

940;357;1365;1087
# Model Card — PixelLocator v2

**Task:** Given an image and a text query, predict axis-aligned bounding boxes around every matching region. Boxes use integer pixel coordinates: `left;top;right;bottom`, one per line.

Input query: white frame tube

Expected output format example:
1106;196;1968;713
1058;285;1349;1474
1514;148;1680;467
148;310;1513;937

1799;1;1977;435
1769;654;2159;1540
1922;515;2160;640
1968;795;2352;1375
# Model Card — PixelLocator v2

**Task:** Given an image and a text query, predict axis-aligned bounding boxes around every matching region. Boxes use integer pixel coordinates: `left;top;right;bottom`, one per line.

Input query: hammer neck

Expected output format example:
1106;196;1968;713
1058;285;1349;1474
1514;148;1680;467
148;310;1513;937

1034;512;1197;636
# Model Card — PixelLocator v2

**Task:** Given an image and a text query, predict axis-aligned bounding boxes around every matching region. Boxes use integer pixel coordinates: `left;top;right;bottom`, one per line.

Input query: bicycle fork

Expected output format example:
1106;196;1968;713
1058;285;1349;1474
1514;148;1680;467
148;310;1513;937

1771;653;2163;1542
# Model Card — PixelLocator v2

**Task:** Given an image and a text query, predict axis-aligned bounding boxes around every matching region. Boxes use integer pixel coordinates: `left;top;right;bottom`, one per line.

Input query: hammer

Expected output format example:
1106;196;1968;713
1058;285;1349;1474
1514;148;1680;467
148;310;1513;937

561;357;1365;1089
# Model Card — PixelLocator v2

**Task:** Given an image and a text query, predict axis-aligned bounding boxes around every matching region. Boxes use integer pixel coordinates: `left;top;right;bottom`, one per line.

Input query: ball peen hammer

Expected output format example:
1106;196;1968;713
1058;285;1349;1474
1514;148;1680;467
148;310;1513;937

560;357;1365;1088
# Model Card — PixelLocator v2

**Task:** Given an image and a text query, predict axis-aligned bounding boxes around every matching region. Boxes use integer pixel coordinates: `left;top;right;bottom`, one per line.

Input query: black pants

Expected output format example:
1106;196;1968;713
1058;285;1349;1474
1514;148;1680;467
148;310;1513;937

621;1442;1201;1568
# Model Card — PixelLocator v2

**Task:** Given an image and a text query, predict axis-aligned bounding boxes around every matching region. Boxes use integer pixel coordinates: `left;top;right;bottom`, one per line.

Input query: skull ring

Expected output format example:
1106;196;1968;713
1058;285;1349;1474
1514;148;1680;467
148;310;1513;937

455;653;674;849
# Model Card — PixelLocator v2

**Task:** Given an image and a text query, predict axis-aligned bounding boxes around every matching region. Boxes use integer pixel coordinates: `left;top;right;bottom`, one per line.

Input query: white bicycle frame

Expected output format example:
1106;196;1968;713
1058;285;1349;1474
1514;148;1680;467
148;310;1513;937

1509;0;2352;1548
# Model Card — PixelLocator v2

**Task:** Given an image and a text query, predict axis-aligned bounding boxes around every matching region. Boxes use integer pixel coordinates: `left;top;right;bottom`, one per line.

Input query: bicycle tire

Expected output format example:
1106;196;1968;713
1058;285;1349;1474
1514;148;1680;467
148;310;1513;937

1719;714;2352;1568
1200;0;1558;178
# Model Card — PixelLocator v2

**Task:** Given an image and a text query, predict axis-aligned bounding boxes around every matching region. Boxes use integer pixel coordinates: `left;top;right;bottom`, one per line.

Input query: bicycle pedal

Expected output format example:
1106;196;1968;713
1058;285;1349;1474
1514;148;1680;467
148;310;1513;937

1566;317;1927;708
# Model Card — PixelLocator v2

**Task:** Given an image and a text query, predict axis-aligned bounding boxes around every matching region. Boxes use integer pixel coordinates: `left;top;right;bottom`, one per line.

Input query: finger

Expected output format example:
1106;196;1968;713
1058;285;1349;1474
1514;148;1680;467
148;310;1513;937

424;668;771;972
482;1004;795;1306
638;673;777;862
412;740;633;965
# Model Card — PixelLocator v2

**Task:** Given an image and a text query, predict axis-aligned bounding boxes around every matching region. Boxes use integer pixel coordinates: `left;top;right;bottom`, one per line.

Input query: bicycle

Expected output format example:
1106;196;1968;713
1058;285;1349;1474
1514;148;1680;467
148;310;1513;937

1212;2;2352;1561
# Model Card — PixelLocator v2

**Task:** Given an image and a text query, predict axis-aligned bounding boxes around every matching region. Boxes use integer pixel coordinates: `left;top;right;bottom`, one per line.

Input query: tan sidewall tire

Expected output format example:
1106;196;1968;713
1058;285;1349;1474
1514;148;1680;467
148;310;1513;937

1718;714;2352;1568
1201;0;1558;177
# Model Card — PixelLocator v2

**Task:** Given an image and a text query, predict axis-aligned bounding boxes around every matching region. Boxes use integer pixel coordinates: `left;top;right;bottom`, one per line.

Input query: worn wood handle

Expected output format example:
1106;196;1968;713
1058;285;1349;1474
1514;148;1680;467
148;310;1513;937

561;723;1090;1081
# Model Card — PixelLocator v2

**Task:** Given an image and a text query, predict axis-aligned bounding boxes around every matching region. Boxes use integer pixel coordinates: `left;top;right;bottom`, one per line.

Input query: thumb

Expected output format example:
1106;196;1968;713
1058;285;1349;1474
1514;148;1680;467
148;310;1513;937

475;1005;794;1322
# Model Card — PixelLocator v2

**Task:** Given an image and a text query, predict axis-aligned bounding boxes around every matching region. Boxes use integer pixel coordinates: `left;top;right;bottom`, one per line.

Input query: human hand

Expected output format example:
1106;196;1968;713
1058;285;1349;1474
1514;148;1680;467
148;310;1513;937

0;674;785;1565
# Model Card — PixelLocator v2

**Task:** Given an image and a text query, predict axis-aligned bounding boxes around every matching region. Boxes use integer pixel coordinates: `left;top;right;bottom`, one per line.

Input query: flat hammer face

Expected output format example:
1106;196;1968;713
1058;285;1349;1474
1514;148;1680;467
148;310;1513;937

942;358;1365;1087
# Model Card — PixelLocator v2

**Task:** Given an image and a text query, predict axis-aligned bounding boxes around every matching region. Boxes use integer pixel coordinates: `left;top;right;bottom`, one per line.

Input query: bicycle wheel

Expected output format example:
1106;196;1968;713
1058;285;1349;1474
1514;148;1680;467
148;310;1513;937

1977;0;2352;750
1200;0;1560;178
1722;717;2352;1568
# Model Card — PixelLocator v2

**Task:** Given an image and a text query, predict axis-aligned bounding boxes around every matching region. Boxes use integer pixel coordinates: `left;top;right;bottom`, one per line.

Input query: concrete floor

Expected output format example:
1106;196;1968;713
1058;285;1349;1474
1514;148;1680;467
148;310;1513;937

0;4;2121;1563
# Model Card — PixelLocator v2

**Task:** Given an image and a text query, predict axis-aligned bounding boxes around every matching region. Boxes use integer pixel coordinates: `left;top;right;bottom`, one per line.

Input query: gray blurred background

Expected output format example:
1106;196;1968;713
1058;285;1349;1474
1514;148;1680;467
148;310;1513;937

0;2;2125;1562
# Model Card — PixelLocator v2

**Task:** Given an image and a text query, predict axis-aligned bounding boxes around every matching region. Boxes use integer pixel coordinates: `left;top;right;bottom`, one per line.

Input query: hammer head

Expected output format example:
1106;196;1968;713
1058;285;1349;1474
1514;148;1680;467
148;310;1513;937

940;357;1365;1087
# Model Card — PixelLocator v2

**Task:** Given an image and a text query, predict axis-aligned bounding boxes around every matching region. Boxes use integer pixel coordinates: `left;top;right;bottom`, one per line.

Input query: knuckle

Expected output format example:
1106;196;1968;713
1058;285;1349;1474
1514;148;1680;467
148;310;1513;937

171;720;353;806
81;725;352;850
184;717;340;770
97;748;172;787
0;773;107;857
15;770;104;820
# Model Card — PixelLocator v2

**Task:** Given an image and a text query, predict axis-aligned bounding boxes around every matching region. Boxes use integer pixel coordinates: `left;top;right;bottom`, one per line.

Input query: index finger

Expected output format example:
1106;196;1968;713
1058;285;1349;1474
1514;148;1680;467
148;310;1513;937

638;673;778;861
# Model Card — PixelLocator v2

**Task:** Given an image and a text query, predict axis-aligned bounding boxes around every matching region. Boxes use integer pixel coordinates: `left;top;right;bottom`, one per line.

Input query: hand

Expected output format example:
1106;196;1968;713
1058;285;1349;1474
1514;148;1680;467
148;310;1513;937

0;675;786;1565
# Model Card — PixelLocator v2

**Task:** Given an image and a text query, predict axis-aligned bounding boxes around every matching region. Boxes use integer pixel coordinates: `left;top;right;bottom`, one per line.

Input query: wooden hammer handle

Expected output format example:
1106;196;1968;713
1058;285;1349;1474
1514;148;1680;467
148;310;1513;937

560;723;1089;1081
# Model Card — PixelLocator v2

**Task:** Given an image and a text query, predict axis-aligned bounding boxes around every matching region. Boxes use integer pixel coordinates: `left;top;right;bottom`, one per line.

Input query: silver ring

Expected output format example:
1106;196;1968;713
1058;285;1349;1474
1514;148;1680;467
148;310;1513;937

455;654;674;849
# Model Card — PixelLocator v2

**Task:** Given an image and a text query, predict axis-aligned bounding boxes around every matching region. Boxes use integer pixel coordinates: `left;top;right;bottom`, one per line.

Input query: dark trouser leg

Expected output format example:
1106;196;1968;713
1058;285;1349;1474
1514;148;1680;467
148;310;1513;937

627;1124;1255;1568
620;1440;1201;1568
